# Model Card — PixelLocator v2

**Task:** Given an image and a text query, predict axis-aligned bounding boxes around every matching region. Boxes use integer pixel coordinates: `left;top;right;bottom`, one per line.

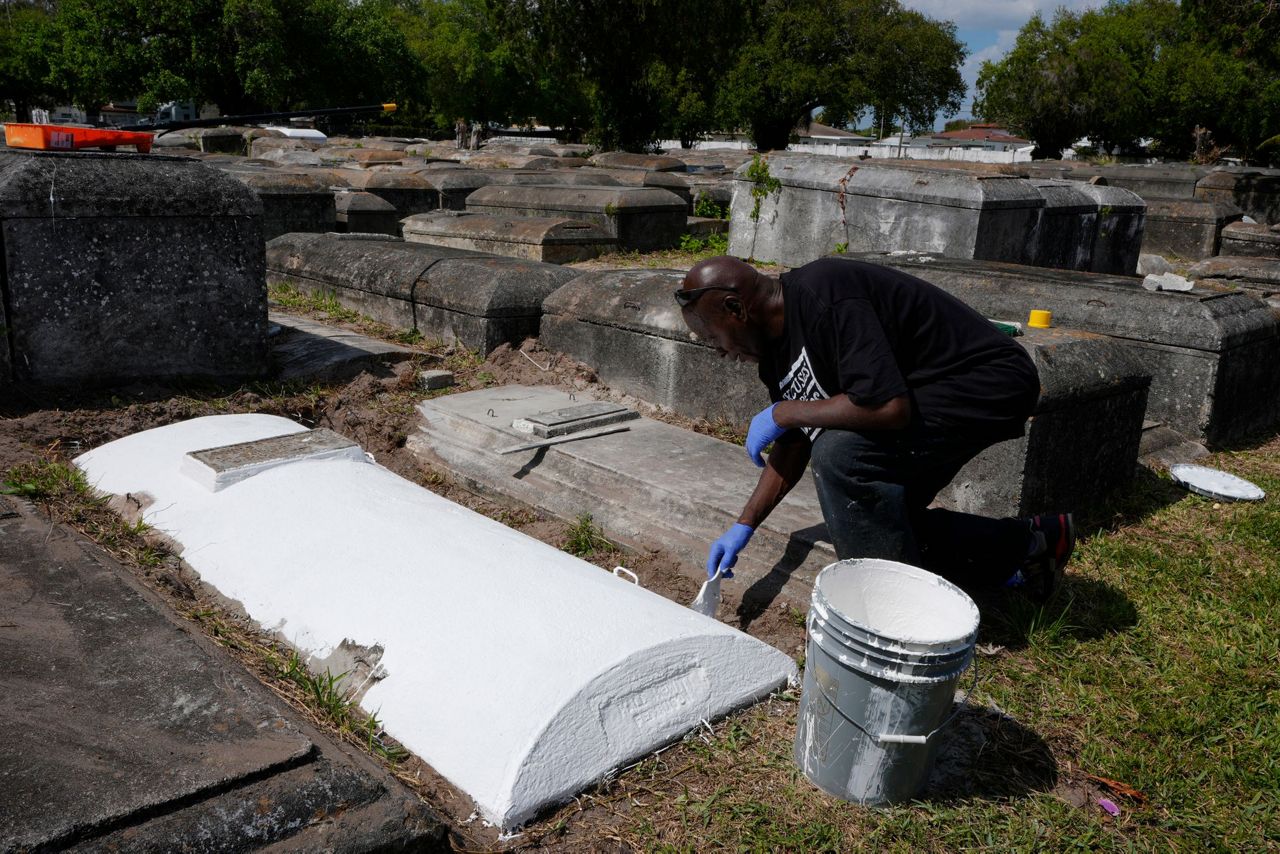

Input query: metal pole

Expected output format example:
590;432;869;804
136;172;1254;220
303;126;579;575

128;103;397;133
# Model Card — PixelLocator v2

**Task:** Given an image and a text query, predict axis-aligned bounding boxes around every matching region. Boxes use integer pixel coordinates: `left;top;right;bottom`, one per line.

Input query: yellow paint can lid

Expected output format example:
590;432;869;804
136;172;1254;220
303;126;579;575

1027;309;1052;329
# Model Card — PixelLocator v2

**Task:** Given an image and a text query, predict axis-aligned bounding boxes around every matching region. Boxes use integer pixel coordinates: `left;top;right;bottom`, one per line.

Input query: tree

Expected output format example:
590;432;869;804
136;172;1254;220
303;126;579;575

394;0;563;131
47;0;422;116
0;1;57;121
864;9;966;136
717;0;964;151
500;0;743;151
977;0;1280;162
974;11;1088;159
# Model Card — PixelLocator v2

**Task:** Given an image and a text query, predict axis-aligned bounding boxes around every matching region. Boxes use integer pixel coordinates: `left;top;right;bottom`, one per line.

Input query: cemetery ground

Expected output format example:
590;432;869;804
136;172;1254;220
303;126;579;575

3;276;1277;852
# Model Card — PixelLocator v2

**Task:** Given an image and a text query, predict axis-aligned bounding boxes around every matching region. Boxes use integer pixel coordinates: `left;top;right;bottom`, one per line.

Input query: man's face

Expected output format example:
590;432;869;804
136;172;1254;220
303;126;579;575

680;296;762;363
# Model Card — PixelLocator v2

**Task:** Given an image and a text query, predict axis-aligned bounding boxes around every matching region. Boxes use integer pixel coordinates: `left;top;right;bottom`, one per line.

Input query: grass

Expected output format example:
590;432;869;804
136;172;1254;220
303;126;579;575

678;231;729;256
544;441;1280;851
561;512;617;558
271;649;407;762
3;460;167;568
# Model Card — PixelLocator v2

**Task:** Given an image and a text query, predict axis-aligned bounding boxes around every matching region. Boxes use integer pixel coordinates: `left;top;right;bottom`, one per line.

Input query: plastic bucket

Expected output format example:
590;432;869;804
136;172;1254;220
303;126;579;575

793;559;979;805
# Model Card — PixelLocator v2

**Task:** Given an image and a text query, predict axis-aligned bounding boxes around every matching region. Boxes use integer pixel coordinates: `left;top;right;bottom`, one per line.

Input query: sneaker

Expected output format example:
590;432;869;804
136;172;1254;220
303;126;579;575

1015;513;1076;601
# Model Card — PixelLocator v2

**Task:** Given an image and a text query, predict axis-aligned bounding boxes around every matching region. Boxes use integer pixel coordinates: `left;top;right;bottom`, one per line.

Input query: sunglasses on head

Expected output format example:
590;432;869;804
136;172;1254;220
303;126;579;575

673;285;738;307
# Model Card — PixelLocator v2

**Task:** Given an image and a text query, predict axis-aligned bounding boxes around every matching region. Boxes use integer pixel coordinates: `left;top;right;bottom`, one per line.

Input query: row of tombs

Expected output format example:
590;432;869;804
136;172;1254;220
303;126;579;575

3;144;1280;829
10;124;1277;271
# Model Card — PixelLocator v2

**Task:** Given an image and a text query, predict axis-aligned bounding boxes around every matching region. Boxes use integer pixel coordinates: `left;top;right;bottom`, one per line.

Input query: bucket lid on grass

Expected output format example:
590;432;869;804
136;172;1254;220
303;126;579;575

1169;464;1265;502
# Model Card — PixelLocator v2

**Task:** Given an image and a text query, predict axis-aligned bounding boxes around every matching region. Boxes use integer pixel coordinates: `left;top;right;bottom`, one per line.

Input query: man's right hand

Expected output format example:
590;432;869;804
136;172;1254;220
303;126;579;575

707;523;754;579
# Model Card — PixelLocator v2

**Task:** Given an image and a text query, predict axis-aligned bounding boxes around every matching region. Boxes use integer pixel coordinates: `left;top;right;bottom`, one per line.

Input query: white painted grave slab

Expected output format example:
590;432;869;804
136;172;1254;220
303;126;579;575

75;415;796;829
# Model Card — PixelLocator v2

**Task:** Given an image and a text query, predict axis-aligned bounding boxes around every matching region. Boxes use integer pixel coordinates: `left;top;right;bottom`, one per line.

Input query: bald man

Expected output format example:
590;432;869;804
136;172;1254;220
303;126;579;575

676;255;1074;600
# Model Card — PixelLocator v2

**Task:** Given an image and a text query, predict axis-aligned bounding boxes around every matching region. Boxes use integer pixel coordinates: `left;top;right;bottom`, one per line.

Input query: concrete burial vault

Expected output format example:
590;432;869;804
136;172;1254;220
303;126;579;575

75;415;796;830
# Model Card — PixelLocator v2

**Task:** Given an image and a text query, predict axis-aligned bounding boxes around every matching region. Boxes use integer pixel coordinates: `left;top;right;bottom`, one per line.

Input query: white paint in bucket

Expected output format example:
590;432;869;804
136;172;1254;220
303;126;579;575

815;559;979;646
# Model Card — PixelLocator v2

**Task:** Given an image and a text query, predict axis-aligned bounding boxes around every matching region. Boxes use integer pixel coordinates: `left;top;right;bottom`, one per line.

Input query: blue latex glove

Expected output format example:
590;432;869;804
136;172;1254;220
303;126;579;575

746;403;787;468
707;523;754;579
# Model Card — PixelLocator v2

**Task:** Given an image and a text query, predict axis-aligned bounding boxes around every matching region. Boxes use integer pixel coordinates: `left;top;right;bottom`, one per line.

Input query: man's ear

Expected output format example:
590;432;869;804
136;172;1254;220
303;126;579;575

722;294;746;321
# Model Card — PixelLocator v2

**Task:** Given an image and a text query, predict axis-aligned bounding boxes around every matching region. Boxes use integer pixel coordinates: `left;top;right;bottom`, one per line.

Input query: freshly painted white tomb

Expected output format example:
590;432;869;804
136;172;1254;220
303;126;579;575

75;415;796;829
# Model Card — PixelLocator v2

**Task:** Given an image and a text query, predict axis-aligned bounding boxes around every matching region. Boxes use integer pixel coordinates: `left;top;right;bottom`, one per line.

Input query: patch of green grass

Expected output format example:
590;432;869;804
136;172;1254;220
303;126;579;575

271;649;407;763
677;231;729;256
562;513;615;558
3;460;168;567
389;327;426;345
693;192;728;220
2;460;93;500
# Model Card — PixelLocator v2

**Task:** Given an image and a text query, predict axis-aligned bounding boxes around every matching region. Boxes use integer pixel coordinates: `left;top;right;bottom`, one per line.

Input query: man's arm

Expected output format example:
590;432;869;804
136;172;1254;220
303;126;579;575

738;433;812;528
773;393;910;433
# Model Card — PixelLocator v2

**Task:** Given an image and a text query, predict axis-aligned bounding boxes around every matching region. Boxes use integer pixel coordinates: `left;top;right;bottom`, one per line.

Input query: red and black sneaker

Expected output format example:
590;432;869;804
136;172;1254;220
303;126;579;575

1017;513;1076;602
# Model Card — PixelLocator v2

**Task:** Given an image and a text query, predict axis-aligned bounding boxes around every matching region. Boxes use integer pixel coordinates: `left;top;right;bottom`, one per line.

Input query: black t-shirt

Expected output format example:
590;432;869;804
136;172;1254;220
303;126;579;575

758;258;1040;440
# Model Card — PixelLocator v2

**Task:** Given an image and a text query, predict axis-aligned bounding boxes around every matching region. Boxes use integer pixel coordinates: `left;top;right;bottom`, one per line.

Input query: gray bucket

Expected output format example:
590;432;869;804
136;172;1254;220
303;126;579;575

793;558;979;805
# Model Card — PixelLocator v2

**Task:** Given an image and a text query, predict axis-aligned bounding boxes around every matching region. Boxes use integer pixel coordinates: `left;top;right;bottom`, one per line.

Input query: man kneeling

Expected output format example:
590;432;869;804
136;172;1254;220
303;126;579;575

676;255;1074;599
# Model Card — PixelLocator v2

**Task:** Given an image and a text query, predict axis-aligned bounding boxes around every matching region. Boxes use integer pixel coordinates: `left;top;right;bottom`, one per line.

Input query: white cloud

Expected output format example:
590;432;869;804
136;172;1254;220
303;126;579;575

902;0;1100;31
960;28;1018;90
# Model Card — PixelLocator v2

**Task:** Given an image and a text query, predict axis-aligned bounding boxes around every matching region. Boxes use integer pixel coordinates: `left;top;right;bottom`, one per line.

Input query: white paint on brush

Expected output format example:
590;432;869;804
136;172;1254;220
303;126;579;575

75;415;795;830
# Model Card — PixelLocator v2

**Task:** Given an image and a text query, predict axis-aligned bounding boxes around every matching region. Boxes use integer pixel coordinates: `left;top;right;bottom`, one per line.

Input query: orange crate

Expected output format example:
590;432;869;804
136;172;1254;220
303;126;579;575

3;123;154;154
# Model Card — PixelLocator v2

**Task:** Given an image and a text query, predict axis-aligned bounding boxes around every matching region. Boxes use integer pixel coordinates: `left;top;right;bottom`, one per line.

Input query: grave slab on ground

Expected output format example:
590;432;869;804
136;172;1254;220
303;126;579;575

539;269;1150;516
266;232;575;353
576;167;697;210
402;210;616;263
410;385;835;604
0;496;444;852
586;151;686;172
728;156;1048;269
268;310;416;381
75;415;796;830
849;252;1280;446
466;184;688;251
1090;164;1207;200
1140;197;1241;260
0;150;267;386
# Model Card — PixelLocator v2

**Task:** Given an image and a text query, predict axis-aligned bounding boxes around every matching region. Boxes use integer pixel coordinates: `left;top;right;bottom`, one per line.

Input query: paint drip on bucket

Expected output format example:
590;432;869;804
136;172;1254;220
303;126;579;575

793;558;979;805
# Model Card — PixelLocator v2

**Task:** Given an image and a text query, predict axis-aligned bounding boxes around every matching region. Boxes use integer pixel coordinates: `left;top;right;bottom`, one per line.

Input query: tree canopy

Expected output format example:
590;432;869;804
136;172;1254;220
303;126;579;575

975;0;1280;161
2;0;967;151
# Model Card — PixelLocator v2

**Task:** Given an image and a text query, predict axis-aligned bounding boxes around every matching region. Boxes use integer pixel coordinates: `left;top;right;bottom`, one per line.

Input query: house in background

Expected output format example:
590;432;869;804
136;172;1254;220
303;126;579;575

927;123;1031;152
796;121;875;146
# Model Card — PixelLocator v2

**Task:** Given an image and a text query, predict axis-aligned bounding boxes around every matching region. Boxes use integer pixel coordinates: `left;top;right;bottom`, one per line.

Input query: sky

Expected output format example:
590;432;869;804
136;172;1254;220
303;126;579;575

899;0;1102;128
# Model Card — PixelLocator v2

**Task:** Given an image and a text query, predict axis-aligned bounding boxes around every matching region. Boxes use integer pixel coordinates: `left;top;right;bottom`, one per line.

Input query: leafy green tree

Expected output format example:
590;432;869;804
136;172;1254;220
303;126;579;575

394;0;540;129
974;11;1088;159
863;9;966;136
47;0;421;116
1168;0;1280;157
718;0;964;151
0;1;57;121
977;0;1280;161
500;0;741;151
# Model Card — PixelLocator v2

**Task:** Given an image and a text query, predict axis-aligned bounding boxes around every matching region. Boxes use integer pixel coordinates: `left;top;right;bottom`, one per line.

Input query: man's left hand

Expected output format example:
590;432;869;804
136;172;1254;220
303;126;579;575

745;404;787;467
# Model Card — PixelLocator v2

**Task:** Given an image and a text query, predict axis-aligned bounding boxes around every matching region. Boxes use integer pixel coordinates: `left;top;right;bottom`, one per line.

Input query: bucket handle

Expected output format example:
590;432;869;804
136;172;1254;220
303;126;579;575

874;658;979;746
612;566;640;586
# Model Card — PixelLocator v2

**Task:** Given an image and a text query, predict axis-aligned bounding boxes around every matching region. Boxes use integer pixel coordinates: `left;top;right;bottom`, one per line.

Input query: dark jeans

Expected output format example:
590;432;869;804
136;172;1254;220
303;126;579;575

809;426;1030;587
